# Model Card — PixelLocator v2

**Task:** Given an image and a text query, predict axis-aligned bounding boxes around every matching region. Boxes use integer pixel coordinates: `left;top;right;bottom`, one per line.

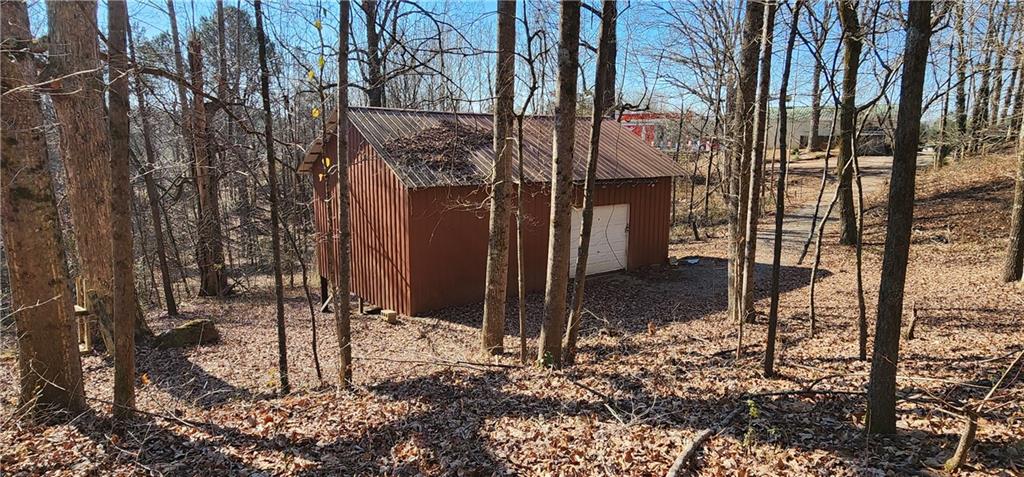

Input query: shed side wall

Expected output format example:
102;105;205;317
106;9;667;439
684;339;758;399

311;128;412;314
407;178;671;314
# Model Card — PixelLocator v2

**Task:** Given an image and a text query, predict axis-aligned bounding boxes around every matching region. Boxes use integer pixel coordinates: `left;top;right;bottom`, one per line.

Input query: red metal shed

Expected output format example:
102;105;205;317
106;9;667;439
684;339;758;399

299;107;686;316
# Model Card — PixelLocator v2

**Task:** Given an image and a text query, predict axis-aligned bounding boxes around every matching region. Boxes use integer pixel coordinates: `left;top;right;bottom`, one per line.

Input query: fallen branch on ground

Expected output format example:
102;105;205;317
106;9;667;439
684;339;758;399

665;429;712;477
565;378;627;425
664;405;745;476
944;349;1024;472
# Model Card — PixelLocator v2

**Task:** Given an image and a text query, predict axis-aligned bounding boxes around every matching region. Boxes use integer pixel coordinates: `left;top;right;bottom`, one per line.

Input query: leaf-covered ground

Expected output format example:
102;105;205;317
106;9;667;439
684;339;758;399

2;153;1022;476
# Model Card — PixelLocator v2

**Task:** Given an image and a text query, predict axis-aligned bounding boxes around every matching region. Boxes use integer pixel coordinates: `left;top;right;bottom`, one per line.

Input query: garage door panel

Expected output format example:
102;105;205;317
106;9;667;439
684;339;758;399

569;204;629;275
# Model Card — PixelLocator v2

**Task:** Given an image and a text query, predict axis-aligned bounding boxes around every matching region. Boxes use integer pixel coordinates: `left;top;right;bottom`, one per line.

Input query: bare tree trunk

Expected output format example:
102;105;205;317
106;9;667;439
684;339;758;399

516;116;528;364
482;0;517;355
254;0;289;395
852;146;868;361
334;1;354;387
741;1;777;324
129;24;177;317
809;64;824;151
1003;111;1024;281
564;0;617;366
989;9;1012;128
836;0;861;246
970;0;1000;136
936;40;954;168
867;0;932;435
361;0;385;107
1003;53;1021;135
703;84;724;230
46;0;151;347
807;3;831;152
955;2;968;149
166;0;199;246
108;0;136;419
765;0;802;378
730;0;764;357
281;215;324;385
1;0;86;419
1011;46;1024;135
537;0;581;368
188;38;230;297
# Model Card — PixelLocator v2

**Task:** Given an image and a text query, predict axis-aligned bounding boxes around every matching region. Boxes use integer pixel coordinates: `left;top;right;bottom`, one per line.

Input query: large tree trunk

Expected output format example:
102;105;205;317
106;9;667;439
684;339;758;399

129;24;177;316
361;0;385;107
1;0;86;420
254;0;290;395
867;0;932;435
108;0;136;419
765;0;802;378
1003;111;1024;281
188;38;230;297
46;0;150;346
836;0;860;246
481;0;517;355
335;0;354;387
729;0;763;355
537;0;581;368
741;1;777;324
564;0;617;366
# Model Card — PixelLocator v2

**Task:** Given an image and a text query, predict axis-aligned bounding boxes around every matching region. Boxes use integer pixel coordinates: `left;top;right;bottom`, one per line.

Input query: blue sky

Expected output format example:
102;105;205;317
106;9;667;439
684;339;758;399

25;0;979;122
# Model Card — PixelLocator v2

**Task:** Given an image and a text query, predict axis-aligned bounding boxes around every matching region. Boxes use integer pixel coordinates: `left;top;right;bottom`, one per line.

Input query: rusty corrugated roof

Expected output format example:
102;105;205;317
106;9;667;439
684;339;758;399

300;106;688;189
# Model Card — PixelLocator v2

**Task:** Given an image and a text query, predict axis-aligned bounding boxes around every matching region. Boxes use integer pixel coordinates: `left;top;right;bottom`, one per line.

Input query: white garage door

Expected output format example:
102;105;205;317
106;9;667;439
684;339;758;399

570;204;629;275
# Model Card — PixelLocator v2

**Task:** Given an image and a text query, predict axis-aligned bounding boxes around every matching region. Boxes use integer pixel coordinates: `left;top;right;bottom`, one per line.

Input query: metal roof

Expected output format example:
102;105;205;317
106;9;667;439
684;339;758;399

300;106;688;189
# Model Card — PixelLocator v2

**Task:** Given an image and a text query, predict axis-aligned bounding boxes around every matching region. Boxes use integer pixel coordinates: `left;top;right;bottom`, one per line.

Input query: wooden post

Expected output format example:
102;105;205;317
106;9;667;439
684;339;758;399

73;277;95;352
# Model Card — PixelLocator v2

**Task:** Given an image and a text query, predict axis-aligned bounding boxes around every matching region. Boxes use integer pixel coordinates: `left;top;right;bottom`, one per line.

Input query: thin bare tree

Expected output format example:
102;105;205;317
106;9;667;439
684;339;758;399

765;0;803;378
128;25;178;316
254;0;289;395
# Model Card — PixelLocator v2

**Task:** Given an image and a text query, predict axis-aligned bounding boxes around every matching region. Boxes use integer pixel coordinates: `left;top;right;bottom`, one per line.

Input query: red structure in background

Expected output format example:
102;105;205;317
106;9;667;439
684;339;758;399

619;111;695;150
620;112;663;146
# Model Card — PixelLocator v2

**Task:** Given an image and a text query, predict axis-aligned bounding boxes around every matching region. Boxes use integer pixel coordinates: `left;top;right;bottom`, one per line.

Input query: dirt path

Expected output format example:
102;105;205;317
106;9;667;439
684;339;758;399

755;153;932;266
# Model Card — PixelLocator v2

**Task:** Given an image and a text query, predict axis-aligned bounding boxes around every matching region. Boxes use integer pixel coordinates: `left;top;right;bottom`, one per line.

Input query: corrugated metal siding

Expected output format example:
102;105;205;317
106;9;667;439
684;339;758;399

311;127;413;314
406;178;671;314
301;107;688;188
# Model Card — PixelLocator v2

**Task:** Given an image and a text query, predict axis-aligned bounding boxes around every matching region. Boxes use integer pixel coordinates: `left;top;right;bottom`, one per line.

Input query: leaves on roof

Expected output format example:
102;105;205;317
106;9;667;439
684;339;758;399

380;119;492;179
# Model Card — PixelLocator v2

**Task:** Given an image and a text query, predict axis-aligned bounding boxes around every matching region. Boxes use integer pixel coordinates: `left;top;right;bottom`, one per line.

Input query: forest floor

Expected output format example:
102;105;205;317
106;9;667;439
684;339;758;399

2;152;1024;476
